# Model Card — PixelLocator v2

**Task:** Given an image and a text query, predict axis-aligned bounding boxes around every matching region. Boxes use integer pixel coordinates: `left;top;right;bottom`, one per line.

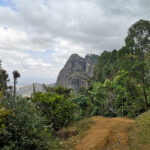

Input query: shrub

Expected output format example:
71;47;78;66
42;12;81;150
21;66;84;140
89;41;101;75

91;106;100;116
0;96;50;150
0;105;10;135
32;92;77;130
71;95;93;119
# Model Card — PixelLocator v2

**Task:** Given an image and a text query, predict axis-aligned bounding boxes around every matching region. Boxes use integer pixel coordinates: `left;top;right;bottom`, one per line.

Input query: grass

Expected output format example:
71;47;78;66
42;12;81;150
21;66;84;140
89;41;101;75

49;118;93;150
129;110;150;150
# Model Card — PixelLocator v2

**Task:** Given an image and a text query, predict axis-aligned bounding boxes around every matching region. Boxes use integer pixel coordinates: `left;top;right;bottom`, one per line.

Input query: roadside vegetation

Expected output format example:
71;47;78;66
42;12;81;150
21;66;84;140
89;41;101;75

129;110;150;150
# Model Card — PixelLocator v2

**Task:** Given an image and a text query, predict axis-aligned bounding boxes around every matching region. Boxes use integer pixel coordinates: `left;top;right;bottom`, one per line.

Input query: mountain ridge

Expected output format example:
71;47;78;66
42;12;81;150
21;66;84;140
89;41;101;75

56;54;98;91
17;83;55;97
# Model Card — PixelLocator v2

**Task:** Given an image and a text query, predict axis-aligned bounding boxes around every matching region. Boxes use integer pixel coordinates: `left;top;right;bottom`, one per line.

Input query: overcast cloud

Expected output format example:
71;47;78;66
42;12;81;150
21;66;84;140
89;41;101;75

0;0;150;85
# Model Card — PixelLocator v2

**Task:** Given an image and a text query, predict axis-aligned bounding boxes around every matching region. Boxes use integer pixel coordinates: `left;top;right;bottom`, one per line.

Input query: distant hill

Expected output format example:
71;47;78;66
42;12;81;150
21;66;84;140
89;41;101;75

17;83;55;97
56;54;98;92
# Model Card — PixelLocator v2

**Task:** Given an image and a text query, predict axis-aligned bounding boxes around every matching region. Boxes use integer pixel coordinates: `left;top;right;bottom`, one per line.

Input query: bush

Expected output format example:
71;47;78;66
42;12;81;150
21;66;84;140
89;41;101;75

71;95;93;119
91;106;100;116
0;96;50;150
0;105;10;135
32;92;77;130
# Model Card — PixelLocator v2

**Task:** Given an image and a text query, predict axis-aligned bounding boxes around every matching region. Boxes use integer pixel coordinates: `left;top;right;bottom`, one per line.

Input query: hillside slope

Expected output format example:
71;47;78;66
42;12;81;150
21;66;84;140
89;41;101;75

74;116;134;150
129;110;150;150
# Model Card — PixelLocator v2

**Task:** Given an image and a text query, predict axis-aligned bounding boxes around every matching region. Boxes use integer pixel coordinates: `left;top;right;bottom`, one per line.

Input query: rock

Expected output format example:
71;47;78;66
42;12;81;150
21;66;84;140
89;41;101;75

56;54;98;92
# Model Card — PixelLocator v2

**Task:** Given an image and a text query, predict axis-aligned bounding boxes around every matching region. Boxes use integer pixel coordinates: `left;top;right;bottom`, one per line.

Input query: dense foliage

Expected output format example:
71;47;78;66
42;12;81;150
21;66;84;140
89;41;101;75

0;105;10;135
90;19;150;117
0;96;50;150
0;63;77;148
71;95;93;119
31;92;77;130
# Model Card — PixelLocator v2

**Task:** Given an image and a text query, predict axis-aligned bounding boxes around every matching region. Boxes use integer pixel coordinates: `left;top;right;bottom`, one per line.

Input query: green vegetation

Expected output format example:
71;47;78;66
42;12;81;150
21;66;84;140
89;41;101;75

129;110;150;150
12;70;20;99
31;92;77;130
71;95;93;119
49;118;92;150
0;96;50;150
0;61;10;96
0;105;10;135
89;19;150;118
0;19;150;149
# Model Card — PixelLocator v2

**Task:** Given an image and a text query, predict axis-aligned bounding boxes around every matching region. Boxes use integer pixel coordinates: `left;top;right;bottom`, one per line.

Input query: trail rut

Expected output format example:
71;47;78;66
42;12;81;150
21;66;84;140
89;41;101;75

74;116;134;150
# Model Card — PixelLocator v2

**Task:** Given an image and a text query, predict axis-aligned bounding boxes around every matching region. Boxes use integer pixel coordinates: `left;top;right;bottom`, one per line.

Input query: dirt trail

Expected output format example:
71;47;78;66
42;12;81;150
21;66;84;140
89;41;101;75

74;116;134;150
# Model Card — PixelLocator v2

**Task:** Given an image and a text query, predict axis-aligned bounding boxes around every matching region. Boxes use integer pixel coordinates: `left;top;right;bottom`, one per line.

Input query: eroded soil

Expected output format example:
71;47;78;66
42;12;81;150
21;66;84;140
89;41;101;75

74;116;134;150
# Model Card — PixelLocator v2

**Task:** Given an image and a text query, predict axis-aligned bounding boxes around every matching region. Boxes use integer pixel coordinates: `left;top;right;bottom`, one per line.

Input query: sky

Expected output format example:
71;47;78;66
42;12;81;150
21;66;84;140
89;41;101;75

0;0;150;85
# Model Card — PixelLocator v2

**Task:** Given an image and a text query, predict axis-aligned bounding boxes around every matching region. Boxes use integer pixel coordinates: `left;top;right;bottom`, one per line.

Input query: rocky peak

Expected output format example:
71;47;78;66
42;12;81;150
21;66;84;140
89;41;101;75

56;54;98;92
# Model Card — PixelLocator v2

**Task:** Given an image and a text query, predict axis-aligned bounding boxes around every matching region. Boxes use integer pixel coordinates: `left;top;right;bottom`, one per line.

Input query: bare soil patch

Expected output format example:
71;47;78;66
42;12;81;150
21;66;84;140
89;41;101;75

74;116;134;150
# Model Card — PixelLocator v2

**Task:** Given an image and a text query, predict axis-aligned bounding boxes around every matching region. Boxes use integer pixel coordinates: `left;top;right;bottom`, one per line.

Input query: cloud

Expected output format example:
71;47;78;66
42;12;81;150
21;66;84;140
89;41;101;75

0;0;150;85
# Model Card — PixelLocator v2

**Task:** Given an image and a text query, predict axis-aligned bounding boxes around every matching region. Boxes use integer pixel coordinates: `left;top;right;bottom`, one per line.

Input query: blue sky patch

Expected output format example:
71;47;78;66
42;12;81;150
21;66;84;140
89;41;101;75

0;0;16;10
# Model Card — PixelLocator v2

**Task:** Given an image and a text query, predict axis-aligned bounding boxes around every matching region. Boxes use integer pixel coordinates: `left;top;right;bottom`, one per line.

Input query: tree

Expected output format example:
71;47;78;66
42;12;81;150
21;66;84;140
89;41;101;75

112;71;144;117
12;70;20;99
1;70;9;95
55;86;72;98
125;20;150;111
0;61;9;95
88;19;150;117
95;50;119;82
89;82;109;116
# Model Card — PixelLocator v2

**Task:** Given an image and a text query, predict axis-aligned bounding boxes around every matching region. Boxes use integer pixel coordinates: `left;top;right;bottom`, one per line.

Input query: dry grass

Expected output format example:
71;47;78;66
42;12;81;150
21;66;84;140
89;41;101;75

49;118;93;150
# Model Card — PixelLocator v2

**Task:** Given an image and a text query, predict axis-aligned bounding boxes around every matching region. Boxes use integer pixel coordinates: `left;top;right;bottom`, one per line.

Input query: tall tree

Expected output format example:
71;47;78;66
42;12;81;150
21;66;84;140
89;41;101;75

1;70;9;95
12;70;20;99
0;61;9;95
125;20;150;111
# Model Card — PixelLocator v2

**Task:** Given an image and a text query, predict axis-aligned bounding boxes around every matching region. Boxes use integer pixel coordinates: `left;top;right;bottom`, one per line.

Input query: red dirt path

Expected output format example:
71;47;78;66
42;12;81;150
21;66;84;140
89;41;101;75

74;116;134;150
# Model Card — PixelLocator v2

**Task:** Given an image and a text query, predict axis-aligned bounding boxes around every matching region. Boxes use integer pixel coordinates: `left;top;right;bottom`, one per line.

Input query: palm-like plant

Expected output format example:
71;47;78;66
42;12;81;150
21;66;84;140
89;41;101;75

1;69;9;95
12;70;20;99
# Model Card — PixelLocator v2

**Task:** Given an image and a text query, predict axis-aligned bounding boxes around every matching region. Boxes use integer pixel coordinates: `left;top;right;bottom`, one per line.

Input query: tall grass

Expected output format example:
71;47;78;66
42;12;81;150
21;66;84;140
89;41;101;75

129;110;150;150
